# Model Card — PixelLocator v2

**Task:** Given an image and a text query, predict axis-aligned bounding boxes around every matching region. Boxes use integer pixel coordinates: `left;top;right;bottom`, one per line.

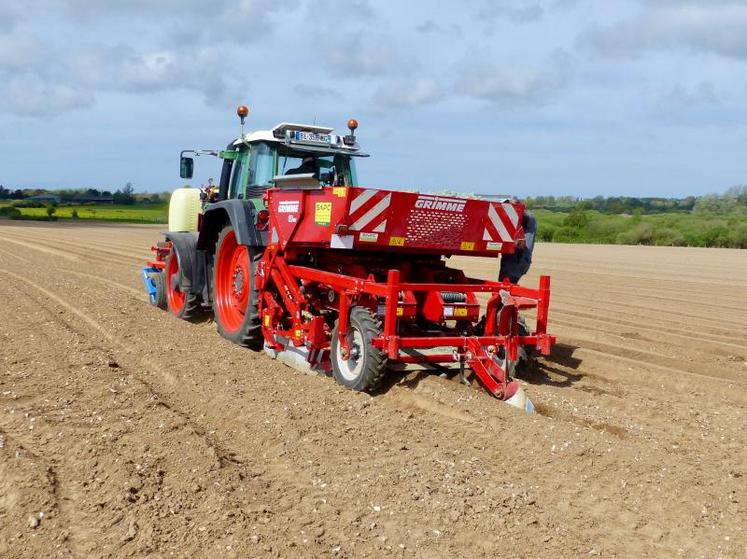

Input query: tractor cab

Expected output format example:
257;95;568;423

179;108;367;209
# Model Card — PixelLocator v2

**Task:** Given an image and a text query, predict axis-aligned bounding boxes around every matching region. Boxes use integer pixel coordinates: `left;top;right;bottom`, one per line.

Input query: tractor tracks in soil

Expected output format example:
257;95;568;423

0;231;141;267
1;255;637;444
3;223;747;557
0;262;368;512
0;270;340;556
0;228;740;437
5;224;745;413
0;259;491;447
553;291;747;334
550;304;747;350
0;240;488;431
0;266;302;478
0;234;149;300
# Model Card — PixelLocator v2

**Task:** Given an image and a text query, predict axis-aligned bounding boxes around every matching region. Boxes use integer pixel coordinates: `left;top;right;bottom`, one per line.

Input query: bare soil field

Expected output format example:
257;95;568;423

0;221;745;558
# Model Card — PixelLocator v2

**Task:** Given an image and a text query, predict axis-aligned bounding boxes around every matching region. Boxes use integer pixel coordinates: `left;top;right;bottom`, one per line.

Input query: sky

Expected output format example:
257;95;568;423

1;0;747;198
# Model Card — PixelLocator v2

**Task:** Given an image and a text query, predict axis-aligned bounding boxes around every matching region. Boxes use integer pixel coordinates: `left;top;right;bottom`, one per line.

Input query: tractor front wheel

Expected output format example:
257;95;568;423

165;248;202;321
213;225;263;350
331;306;387;392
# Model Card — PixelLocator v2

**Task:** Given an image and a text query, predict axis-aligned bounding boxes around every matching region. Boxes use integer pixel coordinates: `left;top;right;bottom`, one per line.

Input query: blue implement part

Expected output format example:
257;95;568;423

141;266;160;304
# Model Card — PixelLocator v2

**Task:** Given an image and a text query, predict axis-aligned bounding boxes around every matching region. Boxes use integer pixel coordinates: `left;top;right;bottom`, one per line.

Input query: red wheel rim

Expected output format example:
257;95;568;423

215;230;250;333
166;250;186;315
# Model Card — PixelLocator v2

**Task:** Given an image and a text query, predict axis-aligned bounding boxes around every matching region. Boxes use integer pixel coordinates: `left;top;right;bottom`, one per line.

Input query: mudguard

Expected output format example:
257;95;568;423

165;232;200;295
197;199;265;251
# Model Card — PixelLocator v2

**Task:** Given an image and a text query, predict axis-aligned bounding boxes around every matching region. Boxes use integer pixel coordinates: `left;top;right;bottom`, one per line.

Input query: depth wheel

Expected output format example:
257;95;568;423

331;306;387;392
213;225;263;350
165;248;202;321
148;271;167;309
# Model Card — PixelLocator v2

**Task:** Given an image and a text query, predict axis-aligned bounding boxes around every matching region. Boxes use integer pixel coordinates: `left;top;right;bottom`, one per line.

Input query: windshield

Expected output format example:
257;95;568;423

277;147;357;186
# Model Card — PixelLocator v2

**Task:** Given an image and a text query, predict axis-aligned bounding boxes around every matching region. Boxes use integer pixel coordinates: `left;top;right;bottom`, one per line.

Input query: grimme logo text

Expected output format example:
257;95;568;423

414;196;466;212
278;201;300;213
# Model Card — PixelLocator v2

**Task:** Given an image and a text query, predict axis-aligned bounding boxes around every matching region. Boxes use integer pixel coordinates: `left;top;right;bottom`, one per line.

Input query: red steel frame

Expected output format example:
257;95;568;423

258;184;556;400
256;246;556;400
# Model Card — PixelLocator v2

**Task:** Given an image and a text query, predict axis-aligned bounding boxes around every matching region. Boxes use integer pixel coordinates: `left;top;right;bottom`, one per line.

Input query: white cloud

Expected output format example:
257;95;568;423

0;35;47;70
667;81;719;106
455;49;571;106
416;19;462;35
0;4;23;31
373;78;445;109
0;75;93;116
580;3;747;59
321;33;413;78
475;3;544;23
292;83;342;99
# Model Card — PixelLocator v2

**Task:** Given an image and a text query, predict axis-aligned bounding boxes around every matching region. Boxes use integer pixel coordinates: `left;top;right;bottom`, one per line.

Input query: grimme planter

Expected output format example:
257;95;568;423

142;107;556;412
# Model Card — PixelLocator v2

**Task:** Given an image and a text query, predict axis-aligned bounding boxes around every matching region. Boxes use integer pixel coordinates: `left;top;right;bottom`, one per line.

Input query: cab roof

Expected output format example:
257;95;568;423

232;122;367;156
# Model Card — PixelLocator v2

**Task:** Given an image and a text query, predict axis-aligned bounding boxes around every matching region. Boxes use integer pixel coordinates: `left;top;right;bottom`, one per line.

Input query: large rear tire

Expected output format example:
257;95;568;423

165;248;202;321
331;306;387;392
213;225;263;350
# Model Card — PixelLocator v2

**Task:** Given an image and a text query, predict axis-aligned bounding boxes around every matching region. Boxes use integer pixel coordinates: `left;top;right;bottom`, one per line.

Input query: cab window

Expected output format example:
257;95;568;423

247;142;276;198
228;148;247;199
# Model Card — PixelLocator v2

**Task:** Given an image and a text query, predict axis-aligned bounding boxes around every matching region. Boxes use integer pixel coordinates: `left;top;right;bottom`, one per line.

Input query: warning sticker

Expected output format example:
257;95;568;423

396;307;403;317
454;307;468;317
359;232;378;242
315;202;332;225
460;241;475;251
389;236;405;247
332;187;347;198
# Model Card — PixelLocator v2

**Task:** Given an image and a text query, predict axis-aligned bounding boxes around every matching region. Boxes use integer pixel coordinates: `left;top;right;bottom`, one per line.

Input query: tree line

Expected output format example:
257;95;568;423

0;183;163;205
524;186;747;216
531;186;747;249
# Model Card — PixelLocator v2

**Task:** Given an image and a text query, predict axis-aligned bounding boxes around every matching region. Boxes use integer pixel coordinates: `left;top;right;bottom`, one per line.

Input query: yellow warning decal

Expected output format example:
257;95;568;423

389;236;405;247
454;307;468;317
264;315;271;327
332;187;347;198
315;202;332;226
396;307;403;317
460;241;475;251
294;329;303;338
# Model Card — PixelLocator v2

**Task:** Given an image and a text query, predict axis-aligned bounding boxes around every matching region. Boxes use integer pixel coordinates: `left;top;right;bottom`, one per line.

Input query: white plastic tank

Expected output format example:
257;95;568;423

168;188;201;232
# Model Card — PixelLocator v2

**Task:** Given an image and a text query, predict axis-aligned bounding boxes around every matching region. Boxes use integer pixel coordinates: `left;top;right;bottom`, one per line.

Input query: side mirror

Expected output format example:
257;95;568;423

180;156;194;179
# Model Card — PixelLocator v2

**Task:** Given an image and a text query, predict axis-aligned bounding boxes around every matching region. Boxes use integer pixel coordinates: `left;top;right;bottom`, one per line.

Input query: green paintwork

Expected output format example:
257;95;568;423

219;150;239;160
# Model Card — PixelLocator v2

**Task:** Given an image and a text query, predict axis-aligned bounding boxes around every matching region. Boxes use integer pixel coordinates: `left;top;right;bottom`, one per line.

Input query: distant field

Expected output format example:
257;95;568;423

0;202;168;223
1;200;745;248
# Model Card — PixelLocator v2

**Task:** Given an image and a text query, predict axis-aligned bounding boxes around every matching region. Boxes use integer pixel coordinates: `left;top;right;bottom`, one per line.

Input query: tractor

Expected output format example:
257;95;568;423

142;106;555;412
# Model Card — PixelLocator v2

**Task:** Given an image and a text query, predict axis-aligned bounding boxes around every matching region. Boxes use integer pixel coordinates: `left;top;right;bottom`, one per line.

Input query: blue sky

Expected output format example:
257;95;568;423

1;0;746;198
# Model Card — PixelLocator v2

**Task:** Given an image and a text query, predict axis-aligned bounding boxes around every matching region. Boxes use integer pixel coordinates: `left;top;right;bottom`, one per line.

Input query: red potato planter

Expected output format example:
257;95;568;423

141;109;556;412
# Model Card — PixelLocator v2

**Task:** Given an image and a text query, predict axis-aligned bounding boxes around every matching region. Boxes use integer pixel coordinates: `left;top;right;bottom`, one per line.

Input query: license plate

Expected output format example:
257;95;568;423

295;131;331;143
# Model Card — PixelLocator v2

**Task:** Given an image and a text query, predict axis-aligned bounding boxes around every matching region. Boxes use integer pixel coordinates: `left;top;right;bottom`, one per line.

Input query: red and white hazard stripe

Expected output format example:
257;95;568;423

483;203;520;242
349;189;391;233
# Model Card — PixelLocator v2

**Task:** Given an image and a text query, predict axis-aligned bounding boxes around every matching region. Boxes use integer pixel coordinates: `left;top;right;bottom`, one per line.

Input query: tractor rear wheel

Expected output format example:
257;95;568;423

213;225;263;350
331;306;387;392
165;248;202;321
